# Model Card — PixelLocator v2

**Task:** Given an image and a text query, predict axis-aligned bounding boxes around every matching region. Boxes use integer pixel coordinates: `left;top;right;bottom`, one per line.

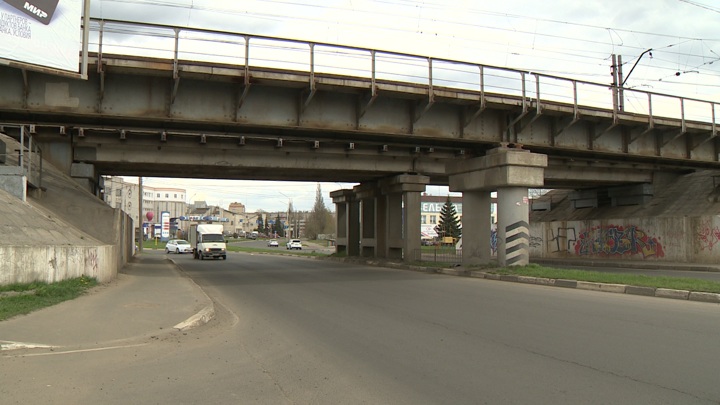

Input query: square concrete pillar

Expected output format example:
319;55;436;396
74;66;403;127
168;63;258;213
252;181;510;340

355;182;381;258
403;191;422;262
331;189;361;257
386;192;403;260
334;201;348;255
379;174;429;262
460;191;492;265
347;198;360;257
376;193;388;258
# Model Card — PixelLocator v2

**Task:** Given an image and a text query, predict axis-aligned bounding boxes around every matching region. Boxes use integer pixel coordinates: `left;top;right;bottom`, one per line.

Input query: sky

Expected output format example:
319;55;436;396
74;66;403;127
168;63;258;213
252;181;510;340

87;0;720;212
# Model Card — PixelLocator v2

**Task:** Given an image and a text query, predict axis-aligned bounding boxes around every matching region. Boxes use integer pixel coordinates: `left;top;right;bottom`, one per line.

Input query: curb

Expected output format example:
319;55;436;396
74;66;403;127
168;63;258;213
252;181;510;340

469;271;720;303
324;256;720;305
168;259;216;331
174;305;215;331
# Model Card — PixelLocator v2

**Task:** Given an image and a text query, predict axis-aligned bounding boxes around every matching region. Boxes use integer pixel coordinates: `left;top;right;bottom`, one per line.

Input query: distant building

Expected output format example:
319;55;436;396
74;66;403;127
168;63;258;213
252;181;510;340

228;202;246;214
420;194;497;238
102;176;187;239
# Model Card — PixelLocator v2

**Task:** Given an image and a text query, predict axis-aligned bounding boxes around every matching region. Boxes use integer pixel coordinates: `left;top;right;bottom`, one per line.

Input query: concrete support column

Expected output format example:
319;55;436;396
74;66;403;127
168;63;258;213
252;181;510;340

347;198;360;257
447;145;547;267
354;182;380;258
403;190;422;262
460;191;492;265
330;189;360;257
497;187;530;266
379;174;430;262
385;192;403;260
376;191;388;258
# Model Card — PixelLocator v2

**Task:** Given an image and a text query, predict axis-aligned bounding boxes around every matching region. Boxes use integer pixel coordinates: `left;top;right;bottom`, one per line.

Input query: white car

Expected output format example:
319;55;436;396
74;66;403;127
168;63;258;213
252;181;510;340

166;239;193;254
286;239;302;250
267;239;279;247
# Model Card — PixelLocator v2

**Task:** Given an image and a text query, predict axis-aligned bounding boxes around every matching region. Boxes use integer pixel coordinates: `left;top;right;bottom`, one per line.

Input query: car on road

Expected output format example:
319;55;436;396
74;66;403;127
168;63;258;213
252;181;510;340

165;239;193;254
286;239;302;250
267;239;279;247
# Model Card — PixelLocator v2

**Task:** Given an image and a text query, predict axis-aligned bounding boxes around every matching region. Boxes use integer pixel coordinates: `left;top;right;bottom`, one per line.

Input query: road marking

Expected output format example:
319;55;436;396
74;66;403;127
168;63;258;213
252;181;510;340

3;343;147;357
0;341;54;351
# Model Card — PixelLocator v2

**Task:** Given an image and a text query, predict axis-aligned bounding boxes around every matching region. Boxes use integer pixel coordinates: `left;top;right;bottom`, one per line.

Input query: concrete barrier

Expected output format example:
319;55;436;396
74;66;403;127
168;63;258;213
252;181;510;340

655;288;690;300
0;245;117;285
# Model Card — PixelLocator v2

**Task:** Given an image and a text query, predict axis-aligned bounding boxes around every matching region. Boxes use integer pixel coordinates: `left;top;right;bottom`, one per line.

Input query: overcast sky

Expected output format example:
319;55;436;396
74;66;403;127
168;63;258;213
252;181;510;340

93;0;720;212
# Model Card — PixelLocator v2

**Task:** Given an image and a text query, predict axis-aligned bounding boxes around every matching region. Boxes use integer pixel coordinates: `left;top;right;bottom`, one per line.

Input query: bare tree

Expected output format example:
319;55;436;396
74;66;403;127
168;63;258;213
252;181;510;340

305;184;332;239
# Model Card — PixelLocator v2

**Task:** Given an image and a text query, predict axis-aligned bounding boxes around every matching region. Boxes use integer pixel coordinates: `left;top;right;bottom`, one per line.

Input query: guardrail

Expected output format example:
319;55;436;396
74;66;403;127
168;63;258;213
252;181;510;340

87;18;718;130
0;125;43;189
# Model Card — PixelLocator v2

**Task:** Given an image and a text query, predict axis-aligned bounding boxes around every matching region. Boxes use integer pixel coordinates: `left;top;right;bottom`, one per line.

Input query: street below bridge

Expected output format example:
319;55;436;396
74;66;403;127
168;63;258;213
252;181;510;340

3;251;720;404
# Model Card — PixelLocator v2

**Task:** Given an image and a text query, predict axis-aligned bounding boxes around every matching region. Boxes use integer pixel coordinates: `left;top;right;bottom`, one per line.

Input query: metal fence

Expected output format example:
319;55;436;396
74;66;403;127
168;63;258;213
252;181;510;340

409;247;463;265
86;18;718;130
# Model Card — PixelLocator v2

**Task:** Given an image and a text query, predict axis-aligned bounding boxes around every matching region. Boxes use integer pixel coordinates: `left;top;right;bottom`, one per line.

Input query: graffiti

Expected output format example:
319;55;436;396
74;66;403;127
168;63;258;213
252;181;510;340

549;227;577;253
529;236;543;248
575;225;664;258
695;220;720;251
490;229;497;254
85;249;99;273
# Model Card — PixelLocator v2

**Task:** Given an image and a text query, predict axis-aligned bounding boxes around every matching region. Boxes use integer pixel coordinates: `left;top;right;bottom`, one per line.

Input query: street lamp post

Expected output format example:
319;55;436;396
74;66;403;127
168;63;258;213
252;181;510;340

278;191;292;239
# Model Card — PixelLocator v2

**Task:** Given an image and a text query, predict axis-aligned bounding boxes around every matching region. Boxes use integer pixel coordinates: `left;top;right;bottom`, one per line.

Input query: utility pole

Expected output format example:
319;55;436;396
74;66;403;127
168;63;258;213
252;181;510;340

138;176;143;252
618;48;653;112
617;55;624;112
611;54;619;113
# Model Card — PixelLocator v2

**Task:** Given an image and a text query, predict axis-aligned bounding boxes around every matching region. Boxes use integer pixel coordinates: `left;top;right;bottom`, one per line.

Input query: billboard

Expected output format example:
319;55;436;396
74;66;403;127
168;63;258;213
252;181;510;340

0;0;83;72
161;211;170;240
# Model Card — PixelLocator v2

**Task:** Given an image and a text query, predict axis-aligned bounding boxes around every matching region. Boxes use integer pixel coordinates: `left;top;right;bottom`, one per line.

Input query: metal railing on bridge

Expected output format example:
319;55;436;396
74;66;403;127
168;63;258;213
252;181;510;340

0;125;43;190
85;18;718;130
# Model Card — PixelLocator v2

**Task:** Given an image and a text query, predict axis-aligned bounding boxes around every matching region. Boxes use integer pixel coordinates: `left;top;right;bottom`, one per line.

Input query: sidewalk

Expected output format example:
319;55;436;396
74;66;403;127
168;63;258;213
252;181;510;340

0;253;213;351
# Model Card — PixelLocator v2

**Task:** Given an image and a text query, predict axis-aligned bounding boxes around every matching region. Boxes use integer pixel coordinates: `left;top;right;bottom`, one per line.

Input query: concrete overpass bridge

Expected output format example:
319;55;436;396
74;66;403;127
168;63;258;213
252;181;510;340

1;19;718;266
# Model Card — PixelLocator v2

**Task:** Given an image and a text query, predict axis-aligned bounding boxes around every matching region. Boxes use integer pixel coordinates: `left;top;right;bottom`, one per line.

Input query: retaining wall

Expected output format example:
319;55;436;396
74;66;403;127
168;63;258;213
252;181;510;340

530;216;720;263
0;245;117;285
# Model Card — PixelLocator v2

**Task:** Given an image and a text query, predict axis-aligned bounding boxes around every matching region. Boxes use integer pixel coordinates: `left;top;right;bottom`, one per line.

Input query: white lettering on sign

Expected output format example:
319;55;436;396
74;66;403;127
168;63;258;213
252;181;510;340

421;202;462;214
23;2;48;19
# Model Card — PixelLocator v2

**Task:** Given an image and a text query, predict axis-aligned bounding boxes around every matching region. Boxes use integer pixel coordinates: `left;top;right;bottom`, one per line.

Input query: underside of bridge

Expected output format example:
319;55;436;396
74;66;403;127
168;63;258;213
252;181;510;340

1;33;718;265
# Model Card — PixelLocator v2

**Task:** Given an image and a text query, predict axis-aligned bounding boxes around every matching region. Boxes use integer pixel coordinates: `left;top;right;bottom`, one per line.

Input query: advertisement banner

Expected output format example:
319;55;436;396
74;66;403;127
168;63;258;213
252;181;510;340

0;0;82;72
161;211;170;240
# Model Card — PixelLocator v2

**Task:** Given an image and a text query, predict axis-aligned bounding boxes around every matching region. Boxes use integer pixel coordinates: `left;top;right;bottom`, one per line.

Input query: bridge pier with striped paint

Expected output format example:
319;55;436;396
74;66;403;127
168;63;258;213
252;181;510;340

497;188;531;266
448;146;547;267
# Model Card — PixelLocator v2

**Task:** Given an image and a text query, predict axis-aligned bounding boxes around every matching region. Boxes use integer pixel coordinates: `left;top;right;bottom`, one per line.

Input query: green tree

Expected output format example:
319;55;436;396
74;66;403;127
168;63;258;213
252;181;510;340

305;184;331;239
435;195;461;239
272;214;284;237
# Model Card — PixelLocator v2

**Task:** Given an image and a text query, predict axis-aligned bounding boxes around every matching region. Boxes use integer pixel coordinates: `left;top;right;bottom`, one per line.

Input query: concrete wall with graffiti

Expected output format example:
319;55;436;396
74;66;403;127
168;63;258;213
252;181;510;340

0;245;116;285
529;216;720;263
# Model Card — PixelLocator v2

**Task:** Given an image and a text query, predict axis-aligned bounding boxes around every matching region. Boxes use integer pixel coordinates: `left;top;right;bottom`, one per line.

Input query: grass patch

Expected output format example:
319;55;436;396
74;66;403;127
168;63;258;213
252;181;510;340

0;276;97;321
421;246;458;253
492;264;720;294
141;239;166;250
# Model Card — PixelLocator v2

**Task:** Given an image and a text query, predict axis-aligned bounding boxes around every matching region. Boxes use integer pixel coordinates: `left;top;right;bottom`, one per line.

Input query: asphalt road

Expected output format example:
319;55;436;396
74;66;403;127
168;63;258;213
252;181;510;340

185;253;720;404
4;252;720;404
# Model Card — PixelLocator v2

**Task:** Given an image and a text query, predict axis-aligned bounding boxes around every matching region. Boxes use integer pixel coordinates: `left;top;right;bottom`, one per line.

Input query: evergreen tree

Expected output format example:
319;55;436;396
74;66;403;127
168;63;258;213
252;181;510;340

305;184;331;239
272;214;284;237
434;195;461;239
